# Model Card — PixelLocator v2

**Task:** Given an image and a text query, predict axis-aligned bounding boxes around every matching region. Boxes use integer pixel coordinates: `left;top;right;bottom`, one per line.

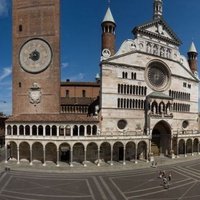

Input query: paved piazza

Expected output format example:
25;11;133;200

1;159;200;199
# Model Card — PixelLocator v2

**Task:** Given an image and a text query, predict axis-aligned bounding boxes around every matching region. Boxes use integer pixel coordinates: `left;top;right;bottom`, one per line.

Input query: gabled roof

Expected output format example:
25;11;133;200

132;18;182;46
148;92;173;100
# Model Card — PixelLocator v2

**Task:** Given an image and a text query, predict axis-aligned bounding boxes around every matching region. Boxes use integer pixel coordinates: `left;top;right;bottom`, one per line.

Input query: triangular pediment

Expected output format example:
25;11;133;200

133;19;182;46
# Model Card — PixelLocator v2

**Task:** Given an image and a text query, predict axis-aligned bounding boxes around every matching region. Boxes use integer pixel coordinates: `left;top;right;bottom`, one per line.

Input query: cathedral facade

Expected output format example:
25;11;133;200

5;0;199;167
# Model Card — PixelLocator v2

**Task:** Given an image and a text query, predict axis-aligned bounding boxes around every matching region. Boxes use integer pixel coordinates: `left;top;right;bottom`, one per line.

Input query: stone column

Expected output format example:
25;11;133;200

83;146;87;167
43;147;46;166
135;146;138;164
184;141;187;157
50;127;52;137
97;147;100;166
43;125;45;137
191;140;194;156
123;146;126;165
30;125;32;136
30;146;33;165
17;125;19;136
70;148;73;167
56;148;60;167
17;146;20;164
110;145;113;166
78;125;80;137
57;126;59;137
5;144;8;164
176;139;179;158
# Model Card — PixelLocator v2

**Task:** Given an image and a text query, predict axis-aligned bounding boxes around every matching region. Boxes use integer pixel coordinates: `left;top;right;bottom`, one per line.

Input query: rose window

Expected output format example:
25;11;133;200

146;62;171;91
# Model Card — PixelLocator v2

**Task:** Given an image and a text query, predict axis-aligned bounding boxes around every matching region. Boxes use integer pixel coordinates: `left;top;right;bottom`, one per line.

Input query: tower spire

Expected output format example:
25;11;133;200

188;42;198;75
101;7;116;57
153;0;163;20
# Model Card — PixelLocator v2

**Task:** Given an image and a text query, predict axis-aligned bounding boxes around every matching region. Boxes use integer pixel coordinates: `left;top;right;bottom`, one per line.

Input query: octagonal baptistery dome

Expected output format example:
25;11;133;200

145;60;171;92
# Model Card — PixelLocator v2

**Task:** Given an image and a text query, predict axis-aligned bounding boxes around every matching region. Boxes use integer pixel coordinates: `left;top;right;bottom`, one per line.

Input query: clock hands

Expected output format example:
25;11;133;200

29;49;40;61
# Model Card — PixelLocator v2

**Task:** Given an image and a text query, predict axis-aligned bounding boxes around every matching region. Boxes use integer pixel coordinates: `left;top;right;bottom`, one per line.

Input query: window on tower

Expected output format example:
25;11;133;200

19;25;23;32
82;90;86;97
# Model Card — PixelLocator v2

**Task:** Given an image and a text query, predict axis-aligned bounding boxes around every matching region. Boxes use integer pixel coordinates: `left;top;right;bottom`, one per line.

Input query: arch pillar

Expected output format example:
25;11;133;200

30;145;33;165
17;146;20;164
123;146;126;165
135;144;138;164
198;140;200;155
43;146;46;166
176;139;179;158
184;140;187;157
83;146;87;167
97;146;100;166
56;147;60;167
110;144;113;166
191;139;194;156
70;147;73;167
5;142;8;164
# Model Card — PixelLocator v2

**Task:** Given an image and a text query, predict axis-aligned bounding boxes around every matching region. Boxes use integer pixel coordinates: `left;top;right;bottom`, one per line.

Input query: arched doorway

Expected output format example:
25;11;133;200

59;143;70;163
151;121;171;156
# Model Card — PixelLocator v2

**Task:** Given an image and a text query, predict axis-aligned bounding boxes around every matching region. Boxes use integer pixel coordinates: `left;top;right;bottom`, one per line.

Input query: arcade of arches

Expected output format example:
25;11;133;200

6;140;149;166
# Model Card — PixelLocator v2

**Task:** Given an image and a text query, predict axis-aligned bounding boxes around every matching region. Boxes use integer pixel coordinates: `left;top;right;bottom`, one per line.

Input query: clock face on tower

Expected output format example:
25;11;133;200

19;38;52;73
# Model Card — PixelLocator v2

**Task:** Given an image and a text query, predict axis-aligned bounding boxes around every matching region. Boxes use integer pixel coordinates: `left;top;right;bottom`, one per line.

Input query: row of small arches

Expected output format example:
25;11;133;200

117;98;145;109
118;84;147;96
7;125;98;136
61;106;88;114
169;90;190;101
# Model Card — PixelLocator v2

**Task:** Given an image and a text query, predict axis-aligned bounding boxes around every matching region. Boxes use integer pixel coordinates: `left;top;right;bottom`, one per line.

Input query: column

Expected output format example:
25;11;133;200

17;146;20;164
176;139;179;158
56;148;60;167
30;146;33;165
184;141;187;157
70;127;73;137
97;147;100;166
64;127;66;138
198;141;200;155
83;146;87;167
78;125;80;137
17;125;19;136
43;147;46;166
11;126;13;136
123;146;126;165
70;148;73;167
43;125;45;137
5;144;8;164
30;125;32;136
84;125;86;136
57;126;59;137
135;146;138;164
191;140;194;156
110;145;113;166
50;126;52;137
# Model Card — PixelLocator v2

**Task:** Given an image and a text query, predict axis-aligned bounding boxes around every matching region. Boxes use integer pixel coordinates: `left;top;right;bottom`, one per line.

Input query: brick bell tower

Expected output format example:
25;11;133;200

12;0;60;115
101;7;116;57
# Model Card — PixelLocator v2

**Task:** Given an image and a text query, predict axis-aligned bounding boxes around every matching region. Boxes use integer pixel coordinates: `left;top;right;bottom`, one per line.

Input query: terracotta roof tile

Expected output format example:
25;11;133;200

6;114;99;123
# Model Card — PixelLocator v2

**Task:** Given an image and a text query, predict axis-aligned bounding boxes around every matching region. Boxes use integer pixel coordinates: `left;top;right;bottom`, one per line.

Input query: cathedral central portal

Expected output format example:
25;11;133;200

151;121;171;156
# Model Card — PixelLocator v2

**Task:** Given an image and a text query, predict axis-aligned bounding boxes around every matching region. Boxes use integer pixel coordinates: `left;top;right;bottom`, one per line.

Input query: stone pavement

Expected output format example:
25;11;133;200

0;154;200;174
0;155;200;199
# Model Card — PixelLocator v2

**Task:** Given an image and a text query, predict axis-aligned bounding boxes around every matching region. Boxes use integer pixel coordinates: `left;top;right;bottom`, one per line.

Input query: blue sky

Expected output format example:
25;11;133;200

0;0;200;115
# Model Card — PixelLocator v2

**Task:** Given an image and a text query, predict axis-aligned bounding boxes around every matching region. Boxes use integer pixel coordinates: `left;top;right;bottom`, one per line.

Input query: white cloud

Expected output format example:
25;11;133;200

61;62;69;69
69;73;85;81
0;67;12;81
0;0;8;17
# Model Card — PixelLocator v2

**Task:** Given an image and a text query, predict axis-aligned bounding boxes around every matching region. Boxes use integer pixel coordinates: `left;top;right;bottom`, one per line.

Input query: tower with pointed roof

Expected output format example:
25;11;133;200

153;0;163;20
188;42;198;74
101;7;116;57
